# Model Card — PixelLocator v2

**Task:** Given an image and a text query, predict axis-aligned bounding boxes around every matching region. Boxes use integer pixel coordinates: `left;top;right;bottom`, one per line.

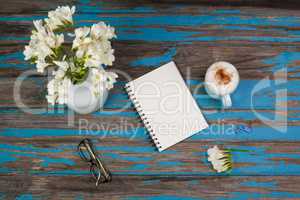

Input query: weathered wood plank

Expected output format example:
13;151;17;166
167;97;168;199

0;76;299;111
1;108;299;129
1;175;300;199
4;7;300;45
2;43;300;79
1;1;300;198
2;0;300;14
0;43;299;122
1;134;300;175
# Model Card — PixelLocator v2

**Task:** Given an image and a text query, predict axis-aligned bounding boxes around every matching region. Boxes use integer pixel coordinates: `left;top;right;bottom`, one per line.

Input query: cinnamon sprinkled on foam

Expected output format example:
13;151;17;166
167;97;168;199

215;68;231;85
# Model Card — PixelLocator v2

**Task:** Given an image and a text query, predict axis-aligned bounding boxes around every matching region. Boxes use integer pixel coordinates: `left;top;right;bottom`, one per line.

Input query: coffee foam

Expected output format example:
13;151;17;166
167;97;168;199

205;61;239;97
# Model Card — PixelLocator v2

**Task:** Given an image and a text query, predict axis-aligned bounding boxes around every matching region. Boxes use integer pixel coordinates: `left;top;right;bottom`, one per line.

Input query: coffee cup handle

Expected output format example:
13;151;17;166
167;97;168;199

221;94;232;108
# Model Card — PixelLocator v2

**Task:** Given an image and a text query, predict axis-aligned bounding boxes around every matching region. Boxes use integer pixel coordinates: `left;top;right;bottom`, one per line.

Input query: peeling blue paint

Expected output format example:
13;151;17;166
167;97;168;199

125;195;202;200
0;152;17;164
16;194;34;200
130;47;177;67
1;125;300;141
157;161;183;167
4;14;300;43
213;9;241;14
2;14;300;27
227;191;300;199
77;0;155;13
103;152;153;162
75;194;84;200
0;143;75;167
118;27;198;42
0;193;5;200
263;51;300;75
240;180;277;188
1;5;300;195
123;163;150;171
222;25;256;30
4;78;296;112
0;143;62;153
143;179;161;185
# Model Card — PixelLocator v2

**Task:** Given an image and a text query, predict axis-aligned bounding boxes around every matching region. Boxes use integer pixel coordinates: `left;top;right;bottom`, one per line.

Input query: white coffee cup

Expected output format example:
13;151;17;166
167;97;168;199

204;61;239;108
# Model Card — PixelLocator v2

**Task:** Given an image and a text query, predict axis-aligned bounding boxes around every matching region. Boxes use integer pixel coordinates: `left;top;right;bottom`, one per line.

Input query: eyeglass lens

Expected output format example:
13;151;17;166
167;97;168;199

78;145;92;161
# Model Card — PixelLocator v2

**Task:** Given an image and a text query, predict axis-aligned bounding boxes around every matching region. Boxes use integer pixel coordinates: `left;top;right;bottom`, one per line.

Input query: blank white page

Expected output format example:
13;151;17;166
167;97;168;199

125;61;208;151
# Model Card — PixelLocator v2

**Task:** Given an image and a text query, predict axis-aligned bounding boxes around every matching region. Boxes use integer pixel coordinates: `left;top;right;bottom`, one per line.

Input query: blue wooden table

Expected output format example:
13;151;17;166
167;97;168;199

1;0;300;199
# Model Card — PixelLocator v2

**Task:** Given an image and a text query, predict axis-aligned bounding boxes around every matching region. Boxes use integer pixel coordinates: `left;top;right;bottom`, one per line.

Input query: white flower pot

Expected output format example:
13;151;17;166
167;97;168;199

67;72;108;114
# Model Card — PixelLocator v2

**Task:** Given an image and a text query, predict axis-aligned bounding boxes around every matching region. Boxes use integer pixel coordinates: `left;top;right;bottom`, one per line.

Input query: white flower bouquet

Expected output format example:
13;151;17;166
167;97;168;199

23;6;118;106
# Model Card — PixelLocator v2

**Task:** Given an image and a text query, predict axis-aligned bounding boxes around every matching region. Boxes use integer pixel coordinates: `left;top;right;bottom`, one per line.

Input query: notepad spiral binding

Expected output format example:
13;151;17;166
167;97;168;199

125;84;162;150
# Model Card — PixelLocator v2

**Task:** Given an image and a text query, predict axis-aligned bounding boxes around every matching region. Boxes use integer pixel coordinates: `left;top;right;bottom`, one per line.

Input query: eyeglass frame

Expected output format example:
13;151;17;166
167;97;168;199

78;138;112;186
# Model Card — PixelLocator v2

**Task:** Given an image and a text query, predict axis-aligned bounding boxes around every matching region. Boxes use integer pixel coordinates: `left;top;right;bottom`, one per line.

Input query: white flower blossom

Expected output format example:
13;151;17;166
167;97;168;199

105;71;118;90
23;20;64;72
46;79;58;105
23;45;36;61
46;74;71;105
46;60;72;105
207;145;232;173
90;68;118;96
36;59;50;73
72;27;92;59
72;27;91;49
53;60;69;71
72;22;116;68
83;43;115;68
57;78;71;104
90;22;116;40
33;20;64;49
45;6;75;31
46;78;71;105
25;5;117;106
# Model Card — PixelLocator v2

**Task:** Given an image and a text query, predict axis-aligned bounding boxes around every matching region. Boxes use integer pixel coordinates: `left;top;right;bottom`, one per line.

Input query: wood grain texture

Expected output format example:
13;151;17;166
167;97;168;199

1;0;300;199
1;136;300;176
2;43;300;78
2;0;300;14
1;175;300;199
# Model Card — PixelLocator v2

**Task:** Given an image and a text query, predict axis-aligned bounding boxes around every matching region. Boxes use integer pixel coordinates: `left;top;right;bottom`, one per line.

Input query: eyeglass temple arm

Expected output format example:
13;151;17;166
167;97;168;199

85;143;111;180
96;158;111;180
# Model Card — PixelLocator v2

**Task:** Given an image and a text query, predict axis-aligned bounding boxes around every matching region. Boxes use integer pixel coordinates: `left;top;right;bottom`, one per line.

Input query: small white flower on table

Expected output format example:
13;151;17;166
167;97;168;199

207;145;232;173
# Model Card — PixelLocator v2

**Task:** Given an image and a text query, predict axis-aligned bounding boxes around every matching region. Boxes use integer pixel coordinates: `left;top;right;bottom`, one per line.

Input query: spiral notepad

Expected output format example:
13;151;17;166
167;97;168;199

125;61;208;151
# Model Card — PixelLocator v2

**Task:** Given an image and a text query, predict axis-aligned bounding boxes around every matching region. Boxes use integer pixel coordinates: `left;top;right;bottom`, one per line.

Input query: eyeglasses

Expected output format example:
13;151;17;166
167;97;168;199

78;138;112;186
